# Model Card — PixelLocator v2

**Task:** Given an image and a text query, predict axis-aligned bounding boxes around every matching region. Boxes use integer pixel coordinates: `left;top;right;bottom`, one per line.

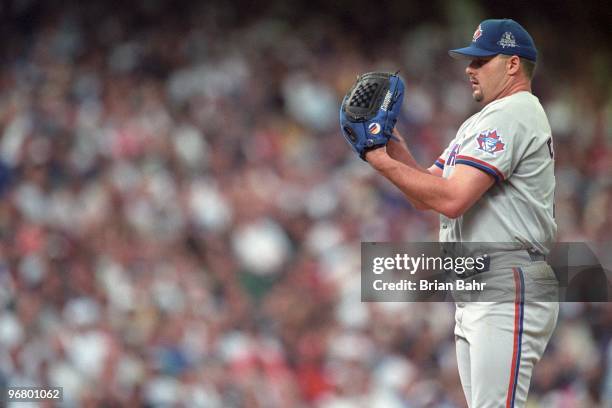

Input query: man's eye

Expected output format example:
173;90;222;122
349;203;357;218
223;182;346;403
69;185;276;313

472;59;490;68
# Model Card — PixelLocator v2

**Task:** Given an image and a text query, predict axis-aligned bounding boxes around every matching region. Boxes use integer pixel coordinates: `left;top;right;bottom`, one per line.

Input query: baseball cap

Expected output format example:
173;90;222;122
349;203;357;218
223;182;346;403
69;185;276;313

449;19;537;62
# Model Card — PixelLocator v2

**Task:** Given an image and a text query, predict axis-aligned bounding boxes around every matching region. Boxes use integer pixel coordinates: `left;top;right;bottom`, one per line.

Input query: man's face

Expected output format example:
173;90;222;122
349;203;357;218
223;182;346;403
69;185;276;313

465;55;508;105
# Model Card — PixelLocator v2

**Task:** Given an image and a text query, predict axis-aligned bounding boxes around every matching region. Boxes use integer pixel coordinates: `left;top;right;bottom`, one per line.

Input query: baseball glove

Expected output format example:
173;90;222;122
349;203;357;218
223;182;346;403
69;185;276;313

339;72;405;160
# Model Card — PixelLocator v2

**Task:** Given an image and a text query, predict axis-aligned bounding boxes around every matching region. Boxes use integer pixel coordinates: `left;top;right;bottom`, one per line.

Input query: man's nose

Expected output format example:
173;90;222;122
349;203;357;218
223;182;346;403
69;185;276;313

466;64;474;76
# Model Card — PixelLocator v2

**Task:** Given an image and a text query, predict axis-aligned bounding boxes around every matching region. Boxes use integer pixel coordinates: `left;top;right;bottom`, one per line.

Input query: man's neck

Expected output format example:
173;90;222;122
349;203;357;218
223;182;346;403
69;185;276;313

498;79;532;100
486;80;532;106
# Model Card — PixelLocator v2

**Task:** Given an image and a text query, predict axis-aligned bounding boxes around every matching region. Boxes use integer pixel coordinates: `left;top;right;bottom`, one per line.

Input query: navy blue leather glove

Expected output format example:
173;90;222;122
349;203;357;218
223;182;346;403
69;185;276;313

340;72;404;160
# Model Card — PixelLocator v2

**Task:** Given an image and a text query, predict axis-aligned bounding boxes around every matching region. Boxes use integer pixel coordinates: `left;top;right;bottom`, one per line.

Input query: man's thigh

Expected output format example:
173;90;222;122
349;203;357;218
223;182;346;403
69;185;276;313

462;297;558;406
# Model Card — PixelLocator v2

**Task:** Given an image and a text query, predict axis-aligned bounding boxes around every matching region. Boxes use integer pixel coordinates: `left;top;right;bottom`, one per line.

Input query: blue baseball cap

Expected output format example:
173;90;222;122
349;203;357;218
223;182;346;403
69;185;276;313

449;19;537;62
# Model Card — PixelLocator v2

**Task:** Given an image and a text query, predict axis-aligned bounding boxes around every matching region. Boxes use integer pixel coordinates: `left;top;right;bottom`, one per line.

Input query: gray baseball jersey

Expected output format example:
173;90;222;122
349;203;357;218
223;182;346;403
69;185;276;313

434;91;556;253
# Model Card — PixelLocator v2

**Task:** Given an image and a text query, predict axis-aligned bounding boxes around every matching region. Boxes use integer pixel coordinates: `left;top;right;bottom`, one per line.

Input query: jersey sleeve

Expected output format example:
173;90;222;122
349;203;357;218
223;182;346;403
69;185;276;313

456;108;528;183
433;143;453;170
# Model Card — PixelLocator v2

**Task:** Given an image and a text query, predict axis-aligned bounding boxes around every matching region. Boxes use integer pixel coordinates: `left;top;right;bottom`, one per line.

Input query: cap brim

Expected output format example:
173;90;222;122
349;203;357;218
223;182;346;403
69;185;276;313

448;46;498;59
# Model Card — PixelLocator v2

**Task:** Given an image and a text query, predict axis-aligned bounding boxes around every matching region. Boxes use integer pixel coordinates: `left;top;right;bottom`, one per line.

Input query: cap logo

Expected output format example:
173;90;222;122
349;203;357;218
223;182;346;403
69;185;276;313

497;31;517;48
472;25;483;42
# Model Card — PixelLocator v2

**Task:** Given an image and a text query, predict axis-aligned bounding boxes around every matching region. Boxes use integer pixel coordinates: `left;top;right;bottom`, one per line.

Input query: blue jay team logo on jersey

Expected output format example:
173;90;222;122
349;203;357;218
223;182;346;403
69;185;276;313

476;129;505;155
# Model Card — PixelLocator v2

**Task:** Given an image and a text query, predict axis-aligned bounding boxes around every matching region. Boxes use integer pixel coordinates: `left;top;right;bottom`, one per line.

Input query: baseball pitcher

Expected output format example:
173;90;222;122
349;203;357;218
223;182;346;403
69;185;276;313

340;19;558;407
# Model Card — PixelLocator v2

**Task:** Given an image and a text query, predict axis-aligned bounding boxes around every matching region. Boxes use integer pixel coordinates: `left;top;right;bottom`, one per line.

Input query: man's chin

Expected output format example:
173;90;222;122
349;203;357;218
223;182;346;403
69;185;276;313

472;92;484;103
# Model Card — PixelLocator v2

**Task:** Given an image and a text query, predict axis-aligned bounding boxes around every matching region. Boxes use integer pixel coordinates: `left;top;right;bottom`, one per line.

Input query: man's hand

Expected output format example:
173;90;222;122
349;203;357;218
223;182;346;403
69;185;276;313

386;128;409;157
386;128;415;165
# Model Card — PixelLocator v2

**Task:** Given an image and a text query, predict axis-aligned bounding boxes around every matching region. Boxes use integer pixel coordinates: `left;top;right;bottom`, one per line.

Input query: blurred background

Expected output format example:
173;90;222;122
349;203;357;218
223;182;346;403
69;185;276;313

0;0;610;406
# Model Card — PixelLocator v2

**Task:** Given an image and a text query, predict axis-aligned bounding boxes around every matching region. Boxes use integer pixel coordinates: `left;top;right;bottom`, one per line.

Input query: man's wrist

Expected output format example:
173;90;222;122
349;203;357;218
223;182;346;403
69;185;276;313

365;147;389;170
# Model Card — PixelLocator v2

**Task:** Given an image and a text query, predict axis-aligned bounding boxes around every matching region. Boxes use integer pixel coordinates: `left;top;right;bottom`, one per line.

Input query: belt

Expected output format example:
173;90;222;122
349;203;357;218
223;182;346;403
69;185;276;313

451;250;546;278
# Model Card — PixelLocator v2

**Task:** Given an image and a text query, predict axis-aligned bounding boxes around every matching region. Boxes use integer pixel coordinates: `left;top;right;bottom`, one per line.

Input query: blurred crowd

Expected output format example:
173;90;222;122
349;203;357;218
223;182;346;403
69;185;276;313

0;2;611;407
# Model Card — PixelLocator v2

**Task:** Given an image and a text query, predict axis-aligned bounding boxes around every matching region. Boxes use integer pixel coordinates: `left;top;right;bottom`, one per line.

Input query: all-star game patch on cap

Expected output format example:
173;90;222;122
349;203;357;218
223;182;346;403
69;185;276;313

449;19;538;62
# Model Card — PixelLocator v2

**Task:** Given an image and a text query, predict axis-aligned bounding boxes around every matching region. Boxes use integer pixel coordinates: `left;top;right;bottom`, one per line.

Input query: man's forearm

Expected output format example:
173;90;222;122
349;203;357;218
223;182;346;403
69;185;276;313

385;139;432;209
367;150;454;215
387;142;429;174
386;139;430;174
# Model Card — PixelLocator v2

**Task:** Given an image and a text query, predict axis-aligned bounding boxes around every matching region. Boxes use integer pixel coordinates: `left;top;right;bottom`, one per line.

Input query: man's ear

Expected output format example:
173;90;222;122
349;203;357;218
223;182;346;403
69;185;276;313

507;55;521;75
